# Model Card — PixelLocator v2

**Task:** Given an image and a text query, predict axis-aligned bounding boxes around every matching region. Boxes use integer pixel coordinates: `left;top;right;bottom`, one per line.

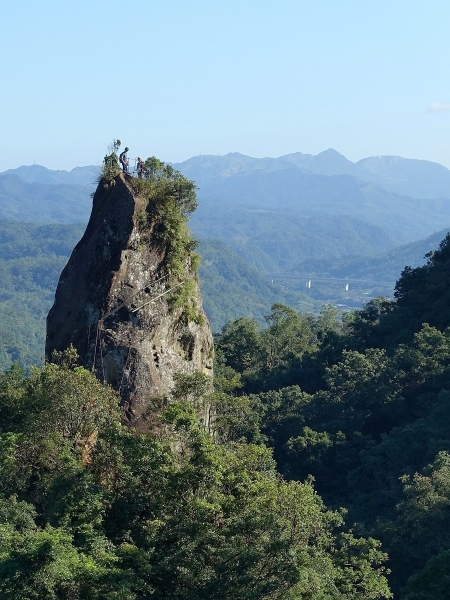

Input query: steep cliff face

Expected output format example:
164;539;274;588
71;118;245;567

46;170;213;428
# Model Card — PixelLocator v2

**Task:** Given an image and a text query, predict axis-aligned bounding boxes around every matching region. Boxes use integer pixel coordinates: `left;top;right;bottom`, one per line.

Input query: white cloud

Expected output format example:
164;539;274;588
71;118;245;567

430;101;450;112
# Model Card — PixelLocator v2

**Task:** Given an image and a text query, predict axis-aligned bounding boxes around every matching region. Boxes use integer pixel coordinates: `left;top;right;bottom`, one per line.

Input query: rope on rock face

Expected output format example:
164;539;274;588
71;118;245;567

118;345;133;396
101;273;169;322
90;273;171;379
130;279;187;313
92;320;106;379
91;320;102;375
91;318;107;381
91;274;192;382
99;332;106;382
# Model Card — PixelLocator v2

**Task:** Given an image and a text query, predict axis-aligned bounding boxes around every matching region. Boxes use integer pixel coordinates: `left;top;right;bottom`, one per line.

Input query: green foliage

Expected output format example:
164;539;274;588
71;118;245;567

401;550;450;600
210;231;450;597
211;393;263;444
215;303;343;393
389;233;450;339
172;370;211;402
0;357;391;599
100;139;122;181
9;157;450;596
379;450;450;596
170;277;204;324
131;157;201;321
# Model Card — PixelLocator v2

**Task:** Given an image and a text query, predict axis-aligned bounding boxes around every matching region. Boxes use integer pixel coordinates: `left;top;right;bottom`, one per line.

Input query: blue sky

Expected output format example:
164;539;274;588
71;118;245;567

1;0;450;170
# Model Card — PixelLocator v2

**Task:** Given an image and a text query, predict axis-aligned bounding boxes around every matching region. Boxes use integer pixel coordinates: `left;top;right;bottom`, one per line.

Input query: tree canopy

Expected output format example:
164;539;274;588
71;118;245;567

0;354;391;599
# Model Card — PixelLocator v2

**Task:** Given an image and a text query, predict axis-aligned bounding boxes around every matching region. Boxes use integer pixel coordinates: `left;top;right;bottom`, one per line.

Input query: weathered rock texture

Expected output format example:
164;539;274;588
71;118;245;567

46;173;213;428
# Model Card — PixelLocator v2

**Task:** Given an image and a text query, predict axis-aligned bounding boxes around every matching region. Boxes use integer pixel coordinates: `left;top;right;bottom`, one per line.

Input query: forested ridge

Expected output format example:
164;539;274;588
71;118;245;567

2;226;450;596
0;222;85;370
213;233;450;598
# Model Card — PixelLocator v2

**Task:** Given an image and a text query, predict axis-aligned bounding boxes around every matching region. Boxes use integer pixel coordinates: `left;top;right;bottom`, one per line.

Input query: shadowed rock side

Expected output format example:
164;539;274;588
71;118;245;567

46;173;213;428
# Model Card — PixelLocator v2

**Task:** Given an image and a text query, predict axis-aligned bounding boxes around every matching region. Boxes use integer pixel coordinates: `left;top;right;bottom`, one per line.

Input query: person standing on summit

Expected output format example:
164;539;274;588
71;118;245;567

137;157;145;178
119;147;129;173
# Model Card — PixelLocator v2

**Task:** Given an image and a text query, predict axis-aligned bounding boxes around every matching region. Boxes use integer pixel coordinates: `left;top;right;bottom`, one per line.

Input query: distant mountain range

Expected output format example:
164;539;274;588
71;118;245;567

2;149;450;272
0;164;98;186
173;149;450;199
1;148;450;368
4;147;450;198
191;171;450;245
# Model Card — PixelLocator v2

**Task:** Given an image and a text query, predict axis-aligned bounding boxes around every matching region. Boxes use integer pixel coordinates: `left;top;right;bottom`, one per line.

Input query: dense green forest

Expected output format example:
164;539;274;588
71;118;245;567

3;208;450;595
213;233;450;598
3;233;450;596
0;155;393;598
0;354;392;598
3;226;450;596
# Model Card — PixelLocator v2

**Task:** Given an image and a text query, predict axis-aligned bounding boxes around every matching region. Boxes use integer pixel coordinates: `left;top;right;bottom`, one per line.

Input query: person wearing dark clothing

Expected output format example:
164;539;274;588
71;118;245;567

119;147;129;173
137;157;145;178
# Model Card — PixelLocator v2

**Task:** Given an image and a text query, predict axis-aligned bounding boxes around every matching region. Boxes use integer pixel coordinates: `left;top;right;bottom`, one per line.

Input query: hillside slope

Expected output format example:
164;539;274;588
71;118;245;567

191;201;397;272
0;221;86;370
0;175;92;223
192;168;450;243
291;228;449;282
198;238;315;328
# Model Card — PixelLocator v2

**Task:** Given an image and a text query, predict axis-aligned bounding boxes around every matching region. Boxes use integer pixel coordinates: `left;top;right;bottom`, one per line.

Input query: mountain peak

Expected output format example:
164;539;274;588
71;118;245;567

317;148;347;158
308;148;355;175
46;169;213;428
224;152;251;158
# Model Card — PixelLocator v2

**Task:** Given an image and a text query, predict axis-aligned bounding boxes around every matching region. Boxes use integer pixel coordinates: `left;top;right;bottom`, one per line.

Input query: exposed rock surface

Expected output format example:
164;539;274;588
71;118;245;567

46;173;213;428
